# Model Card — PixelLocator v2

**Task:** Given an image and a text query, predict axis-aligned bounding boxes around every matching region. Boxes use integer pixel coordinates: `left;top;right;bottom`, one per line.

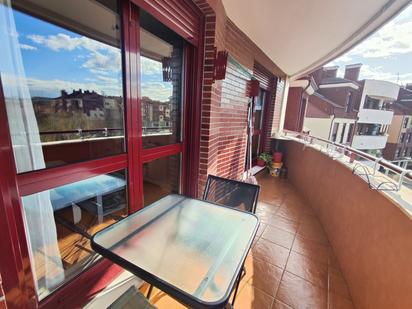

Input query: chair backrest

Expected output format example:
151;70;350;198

202;175;260;213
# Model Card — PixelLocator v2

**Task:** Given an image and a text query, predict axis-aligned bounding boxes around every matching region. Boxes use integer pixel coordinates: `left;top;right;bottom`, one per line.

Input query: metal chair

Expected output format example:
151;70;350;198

202;175;260;213
202;174;260;306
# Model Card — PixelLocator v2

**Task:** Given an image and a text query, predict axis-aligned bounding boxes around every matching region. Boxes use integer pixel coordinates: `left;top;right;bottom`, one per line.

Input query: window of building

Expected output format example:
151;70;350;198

403;148;408;157
404;117;409;128
340;123;347;143
364;96;380;109
400;133;406;143
331;123;339;142
396;148;402;158
347;123;354;143
408;133;412;143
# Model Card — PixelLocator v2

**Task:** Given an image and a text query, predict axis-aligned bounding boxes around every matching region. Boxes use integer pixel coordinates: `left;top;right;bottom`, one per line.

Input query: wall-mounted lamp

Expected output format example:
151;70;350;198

213;48;228;82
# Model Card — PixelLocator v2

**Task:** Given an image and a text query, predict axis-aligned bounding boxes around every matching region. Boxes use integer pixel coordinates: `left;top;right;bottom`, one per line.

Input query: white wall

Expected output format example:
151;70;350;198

360;80;400;110
357;109;394;124
352;135;388;150
303;117;333;140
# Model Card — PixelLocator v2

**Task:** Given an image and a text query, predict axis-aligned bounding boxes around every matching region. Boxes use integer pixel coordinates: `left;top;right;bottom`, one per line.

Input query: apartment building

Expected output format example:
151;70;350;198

383;84;412;166
286;64;401;155
353;78;399;155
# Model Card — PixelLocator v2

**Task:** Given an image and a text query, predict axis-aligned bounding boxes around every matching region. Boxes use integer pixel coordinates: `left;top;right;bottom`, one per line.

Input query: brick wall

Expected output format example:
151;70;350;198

193;0;286;195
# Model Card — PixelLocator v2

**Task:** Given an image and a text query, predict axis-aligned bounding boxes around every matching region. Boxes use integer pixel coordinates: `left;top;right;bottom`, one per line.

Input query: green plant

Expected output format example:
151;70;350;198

258;152;272;170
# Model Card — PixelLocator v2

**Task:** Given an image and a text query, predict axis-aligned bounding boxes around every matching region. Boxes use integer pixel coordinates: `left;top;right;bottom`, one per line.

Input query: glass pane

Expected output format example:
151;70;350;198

143;154;181;206
92;195;258;304
0;1;124;173
140;12;183;149
21;170;128;299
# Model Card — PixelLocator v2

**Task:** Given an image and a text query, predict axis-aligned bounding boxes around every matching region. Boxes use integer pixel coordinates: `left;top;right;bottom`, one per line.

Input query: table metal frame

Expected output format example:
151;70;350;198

91;195;258;309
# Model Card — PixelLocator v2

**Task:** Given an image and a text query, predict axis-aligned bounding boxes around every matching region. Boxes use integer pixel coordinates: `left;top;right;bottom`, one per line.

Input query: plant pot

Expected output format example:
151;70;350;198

273;152;283;163
257;159;266;167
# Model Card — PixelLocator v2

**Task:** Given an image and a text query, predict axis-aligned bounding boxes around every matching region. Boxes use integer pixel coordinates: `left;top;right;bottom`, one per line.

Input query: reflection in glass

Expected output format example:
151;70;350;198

143;154;181;206
252;89;266;160
140;12;183;149
21;170;128;299
0;1;124;173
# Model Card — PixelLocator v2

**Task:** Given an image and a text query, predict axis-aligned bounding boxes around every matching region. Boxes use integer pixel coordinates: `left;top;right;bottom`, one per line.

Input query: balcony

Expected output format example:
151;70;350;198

351;134;388;150
357;109;394;125
135;172;354;309
110;137;412;309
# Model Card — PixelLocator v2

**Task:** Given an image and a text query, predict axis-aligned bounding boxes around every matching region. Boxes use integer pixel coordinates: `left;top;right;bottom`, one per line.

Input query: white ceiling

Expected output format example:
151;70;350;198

222;0;411;78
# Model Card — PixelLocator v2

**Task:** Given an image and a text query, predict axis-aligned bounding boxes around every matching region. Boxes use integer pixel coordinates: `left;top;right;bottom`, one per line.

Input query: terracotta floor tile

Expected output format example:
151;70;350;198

276;271;327;309
300;212;320;225
246;258;283;296
292;236;330;265
235;283;275;309
147;287;187;309
282;195;306;209
261;226;296;249
329;292;355;309
268;215;299;234
255;223;268;238
297;222;329;245
257;202;279;213
276;206;304;222
329;268;351;300
272;299;294;309
285;251;328;289
252;238;290;269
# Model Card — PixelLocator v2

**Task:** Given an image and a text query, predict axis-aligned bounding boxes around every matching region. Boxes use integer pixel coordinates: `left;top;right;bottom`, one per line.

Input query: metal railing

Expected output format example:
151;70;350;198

282;130;412;191
39;128;122;138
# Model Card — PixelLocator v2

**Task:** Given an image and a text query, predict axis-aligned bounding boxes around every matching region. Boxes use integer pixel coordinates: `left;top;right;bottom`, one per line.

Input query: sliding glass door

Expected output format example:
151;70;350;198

0;0;199;306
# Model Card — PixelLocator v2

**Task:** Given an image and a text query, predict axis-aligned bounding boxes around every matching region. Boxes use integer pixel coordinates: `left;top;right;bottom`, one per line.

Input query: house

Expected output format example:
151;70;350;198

0;0;411;309
383;85;412;166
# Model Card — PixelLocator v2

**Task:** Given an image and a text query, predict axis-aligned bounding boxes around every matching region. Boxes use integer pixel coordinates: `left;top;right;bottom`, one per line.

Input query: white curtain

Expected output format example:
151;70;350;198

0;0;64;294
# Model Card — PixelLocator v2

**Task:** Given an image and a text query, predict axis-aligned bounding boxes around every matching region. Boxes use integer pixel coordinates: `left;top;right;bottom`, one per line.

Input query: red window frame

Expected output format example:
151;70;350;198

0;0;204;307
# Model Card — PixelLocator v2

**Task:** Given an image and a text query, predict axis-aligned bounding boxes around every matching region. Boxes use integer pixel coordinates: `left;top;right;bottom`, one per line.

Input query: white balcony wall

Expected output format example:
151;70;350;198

357;109;394;125
352;134;388;150
360;80;400;107
303;117;333;140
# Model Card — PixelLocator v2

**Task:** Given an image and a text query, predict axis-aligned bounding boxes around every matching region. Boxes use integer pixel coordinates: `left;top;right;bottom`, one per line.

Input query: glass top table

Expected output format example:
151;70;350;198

91;194;259;308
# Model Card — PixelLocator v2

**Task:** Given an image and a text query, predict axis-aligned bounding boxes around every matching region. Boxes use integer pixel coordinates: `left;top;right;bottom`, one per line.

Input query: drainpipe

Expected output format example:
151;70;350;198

327;108;337;141
296;80;311;131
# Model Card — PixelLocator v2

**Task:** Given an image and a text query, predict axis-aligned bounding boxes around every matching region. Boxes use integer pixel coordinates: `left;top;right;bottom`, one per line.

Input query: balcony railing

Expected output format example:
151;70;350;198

282;130;412;191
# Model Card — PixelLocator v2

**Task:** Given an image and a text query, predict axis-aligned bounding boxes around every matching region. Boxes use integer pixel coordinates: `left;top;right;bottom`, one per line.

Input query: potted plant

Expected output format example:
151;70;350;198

258;152;272;169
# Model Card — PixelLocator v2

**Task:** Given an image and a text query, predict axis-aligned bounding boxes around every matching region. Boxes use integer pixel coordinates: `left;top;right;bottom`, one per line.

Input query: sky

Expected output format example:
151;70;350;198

327;3;412;86
12;9;173;101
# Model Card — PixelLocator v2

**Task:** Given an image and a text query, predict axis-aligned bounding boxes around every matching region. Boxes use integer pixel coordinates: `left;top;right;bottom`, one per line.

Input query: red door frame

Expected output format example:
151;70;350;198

0;0;204;308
